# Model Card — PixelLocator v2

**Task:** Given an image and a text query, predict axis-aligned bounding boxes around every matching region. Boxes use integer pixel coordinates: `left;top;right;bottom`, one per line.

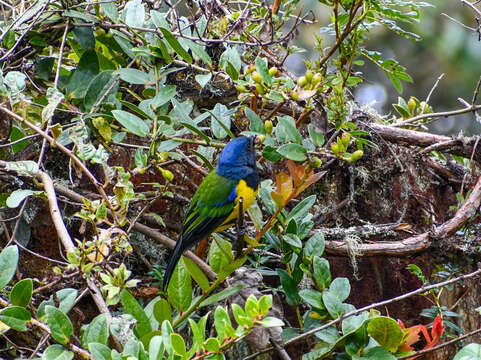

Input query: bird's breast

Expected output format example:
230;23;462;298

216;179;258;231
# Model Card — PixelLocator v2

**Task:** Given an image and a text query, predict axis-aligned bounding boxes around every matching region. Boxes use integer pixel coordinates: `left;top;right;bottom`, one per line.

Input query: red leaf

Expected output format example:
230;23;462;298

276;172;293;201
396;315;444;359
428;314;444;347
296;171;326;195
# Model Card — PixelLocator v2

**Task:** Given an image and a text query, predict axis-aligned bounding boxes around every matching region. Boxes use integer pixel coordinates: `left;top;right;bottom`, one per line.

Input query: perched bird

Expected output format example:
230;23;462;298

162;136;260;290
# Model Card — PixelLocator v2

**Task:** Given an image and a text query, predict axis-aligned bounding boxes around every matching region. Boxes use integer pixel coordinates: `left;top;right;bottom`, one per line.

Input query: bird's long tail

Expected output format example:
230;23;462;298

162;237;184;290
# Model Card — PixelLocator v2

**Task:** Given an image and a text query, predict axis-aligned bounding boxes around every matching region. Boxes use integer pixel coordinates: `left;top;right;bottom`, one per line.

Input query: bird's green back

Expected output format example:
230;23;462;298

182;171;237;237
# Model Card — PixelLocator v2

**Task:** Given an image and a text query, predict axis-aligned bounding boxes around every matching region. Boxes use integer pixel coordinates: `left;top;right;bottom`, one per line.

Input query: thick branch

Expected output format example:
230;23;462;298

368;123;481;162
323;173;481;256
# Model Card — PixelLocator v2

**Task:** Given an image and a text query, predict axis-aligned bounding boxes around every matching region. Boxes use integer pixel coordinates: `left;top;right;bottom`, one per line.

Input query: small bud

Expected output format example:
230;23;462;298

236;84;248;93
257;135;265;144
312;73;323;86
138;167;146;175
297;76;307;87
341;133;351;149
331;142;340;155
268;67;278;77
420;101;429;113
264;120;273;135
312;156;322;168
245;64;255;75
290;91;299;101
158;151;169;162
255;83;265;95
351;150;364;161
160;168;174;181
251;71;263;84
305;70;313;83
408;97;416;114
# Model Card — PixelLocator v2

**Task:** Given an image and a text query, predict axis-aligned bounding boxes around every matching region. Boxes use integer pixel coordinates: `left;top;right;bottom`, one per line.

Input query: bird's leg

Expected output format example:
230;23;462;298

234;197;246;256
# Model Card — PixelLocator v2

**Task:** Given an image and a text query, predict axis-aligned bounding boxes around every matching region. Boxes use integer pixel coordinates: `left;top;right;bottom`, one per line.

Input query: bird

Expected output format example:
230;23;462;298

162;136;260;290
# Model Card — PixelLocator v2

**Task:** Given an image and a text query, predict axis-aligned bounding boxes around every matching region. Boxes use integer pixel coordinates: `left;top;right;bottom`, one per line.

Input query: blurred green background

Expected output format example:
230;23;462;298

288;0;481;135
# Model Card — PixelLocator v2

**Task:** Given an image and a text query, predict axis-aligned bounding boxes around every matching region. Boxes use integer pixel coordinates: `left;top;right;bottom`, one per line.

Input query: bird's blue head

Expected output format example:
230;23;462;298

217;136;258;184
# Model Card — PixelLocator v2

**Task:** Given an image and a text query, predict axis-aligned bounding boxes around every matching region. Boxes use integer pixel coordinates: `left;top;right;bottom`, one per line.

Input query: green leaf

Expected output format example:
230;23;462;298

120;100;154;121
245;107;265;134
42;344;74;360
0;306;31;331
9;126;29;154
262;146;282;162
167;258;192;312
84;70;118;111
117;68;150;85
308;124;324;147
283;234;302;250
63;10;99;23
153;299;172;325
158;27;192;64
304;233;325;259
4;160;38;176
255;56;272;86
34;57;55;81
199;285;244;308
277;269;300;305
257;317;285;328
135;148;147;168
161;320;174;356
6;189;41;208
208;235;234;273
181;122;211;144
210;103;234;139
56;288;78;314
258;295;272;316
276;116;302;144
120;289;153;338
112;110;150;137
123;0;145;27
329;277;350;302
287;195;316;224
170;333;187;357
10;278;33;307
195;73;212;88
100;1;118;21
359;346;397;360
220;47;241;80
82;314;109;346
454;343;481;360
342;312;369;335
0;245;19;290
183;257;210;291
367;316;404;352
88;342;112;360
232;304;251;328
299;289;324;310
214;306;234;339
151;85;177;109
204;337;220;352
189;314;208;352
45;305;73;345
67;50;99;98
313;256;331;290
322;291;343;318
73;26;95;50
277;143;307;162
149;336;164;360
